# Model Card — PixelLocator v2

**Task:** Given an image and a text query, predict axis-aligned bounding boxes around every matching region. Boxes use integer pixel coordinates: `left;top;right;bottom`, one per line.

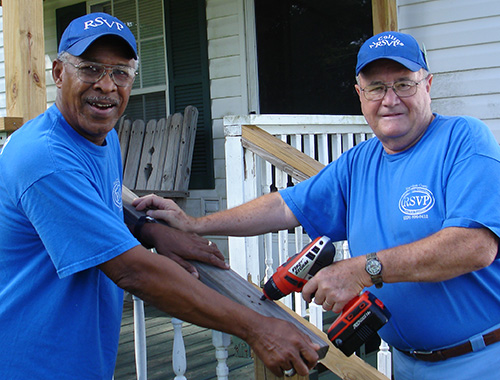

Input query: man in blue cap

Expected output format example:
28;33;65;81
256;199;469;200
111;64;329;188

0;13;320;379
135;31;500;379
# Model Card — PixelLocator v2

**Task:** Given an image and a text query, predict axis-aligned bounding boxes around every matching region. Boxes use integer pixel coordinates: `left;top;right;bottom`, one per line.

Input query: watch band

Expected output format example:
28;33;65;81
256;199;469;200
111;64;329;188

366;252;383;288
134;215;158;249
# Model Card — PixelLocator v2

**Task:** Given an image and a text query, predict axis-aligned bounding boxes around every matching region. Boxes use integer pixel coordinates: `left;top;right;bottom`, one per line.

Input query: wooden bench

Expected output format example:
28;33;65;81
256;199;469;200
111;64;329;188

117;105;198;203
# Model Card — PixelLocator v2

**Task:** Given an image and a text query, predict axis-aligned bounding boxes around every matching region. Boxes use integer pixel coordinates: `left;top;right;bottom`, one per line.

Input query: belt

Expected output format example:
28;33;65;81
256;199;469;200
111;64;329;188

398;327;500;362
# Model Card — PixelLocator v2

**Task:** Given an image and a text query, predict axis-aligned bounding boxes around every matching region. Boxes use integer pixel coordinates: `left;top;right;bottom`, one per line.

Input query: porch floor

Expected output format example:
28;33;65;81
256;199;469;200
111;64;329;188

114;298;255;380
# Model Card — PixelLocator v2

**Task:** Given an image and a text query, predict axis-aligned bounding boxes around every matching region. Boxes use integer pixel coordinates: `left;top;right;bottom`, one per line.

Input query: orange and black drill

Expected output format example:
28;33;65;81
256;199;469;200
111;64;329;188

261;236;391;356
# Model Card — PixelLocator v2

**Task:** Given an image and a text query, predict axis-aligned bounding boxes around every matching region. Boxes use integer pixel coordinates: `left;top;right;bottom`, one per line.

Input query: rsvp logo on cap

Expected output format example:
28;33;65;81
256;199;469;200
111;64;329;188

83;16;125;31
368;34;405;49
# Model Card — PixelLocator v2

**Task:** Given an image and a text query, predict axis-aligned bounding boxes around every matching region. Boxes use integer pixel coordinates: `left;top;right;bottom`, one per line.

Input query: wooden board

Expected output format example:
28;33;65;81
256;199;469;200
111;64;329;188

191;261;329;360
241;125;325;182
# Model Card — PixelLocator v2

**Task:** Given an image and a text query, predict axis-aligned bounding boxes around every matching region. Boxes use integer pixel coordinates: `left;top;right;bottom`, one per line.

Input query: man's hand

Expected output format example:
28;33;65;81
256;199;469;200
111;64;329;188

302;256;369;313
141;223;229;278
247;316;320;377
133;194;195;232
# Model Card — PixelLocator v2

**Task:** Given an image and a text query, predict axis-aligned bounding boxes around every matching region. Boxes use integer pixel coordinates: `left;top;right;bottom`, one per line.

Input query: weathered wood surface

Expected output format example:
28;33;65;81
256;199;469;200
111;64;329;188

241;124;325;182
118;105;198;198
191;261;329;361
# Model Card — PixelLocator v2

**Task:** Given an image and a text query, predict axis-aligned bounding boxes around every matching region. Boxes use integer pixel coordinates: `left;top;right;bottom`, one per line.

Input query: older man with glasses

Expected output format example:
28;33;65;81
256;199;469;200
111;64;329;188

0;13;320;379
134;31;500;379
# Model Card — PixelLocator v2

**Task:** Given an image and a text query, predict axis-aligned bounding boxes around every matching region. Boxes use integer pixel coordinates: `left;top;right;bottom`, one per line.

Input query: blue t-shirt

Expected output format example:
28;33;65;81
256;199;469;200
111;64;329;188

0;105;140;379
281;114;500;351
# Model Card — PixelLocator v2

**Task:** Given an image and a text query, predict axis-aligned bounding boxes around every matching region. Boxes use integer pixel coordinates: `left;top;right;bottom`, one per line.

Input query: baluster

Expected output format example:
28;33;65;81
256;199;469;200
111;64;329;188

263;160;274;281
264;232;274;281
309;303;324;330
172;318;187;380
212;331;231;380
317;133;329;164
330;134;342;161
377;340;392;378
133;295;147;380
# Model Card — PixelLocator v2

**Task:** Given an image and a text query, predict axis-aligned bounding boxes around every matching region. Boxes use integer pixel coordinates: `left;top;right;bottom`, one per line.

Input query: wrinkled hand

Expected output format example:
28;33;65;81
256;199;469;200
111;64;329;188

248;316;320;377
145;223;229;278
302;256;368;313
133;194;195;232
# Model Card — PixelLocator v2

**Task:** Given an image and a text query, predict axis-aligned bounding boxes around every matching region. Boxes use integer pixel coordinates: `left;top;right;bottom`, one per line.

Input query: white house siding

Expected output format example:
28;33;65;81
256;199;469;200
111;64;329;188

398;0;500;141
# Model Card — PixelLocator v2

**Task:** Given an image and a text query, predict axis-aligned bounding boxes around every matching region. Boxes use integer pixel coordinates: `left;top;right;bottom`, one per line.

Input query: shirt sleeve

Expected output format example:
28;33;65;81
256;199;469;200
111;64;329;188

280;155;349;241
20;170;140;278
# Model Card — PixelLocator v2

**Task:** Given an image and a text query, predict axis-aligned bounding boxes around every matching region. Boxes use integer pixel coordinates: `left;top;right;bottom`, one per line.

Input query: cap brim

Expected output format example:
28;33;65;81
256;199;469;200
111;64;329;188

65;32;137;59
356;56;424;75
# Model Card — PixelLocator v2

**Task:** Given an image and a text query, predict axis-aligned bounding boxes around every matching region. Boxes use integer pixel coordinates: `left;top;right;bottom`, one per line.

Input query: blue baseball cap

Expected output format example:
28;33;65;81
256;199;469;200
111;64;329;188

356;31;428;75
58;13;137;59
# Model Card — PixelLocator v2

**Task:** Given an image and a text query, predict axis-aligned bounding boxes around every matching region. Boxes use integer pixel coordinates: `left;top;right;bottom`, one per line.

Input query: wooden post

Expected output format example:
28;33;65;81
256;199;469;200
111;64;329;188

371;0;398;34
2;0;46;127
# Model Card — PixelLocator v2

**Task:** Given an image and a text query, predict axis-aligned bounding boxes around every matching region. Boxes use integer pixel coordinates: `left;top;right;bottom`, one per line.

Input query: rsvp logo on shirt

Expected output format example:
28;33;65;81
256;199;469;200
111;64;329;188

113;178;123;211
399;184;435;220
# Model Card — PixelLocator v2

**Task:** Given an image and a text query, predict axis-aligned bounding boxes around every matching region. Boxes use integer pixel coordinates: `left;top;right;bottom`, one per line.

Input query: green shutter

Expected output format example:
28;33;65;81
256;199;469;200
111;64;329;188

164;0;214;190
56;3;86;48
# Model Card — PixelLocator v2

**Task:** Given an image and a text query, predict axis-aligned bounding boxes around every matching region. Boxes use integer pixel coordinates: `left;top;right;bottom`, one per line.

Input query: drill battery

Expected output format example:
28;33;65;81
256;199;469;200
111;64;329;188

327;291;391;356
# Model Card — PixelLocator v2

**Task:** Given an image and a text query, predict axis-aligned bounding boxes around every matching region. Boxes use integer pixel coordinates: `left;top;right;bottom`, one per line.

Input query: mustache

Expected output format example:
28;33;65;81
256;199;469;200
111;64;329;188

85;96;120;106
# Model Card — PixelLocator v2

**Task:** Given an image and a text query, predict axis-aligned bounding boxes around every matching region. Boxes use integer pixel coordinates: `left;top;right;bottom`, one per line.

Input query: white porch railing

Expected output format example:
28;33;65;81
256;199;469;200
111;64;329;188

223;114;391;379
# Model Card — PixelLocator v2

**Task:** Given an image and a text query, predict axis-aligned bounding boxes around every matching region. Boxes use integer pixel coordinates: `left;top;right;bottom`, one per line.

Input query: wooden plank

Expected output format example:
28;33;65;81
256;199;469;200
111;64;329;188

0;117;24;132
146;119;166;191
371;0;398;34
123;120;146;189
241;125;325;182
118;119;132;167
3;0;46;121
152;117;171;189
174;106;198;192
160;113;183;191
191;262;328;358
135;119;158;190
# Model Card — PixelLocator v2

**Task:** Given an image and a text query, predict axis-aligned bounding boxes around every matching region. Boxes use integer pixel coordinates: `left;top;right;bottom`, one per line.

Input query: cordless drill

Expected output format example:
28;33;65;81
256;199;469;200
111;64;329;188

261;236;391;356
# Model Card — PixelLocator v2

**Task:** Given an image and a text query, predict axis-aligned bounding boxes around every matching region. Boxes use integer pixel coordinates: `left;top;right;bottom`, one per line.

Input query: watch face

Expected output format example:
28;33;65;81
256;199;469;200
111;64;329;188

366;259;382;275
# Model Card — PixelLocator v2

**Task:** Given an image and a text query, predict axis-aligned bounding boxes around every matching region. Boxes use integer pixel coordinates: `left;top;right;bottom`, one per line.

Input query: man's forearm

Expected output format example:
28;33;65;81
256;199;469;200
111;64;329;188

379;227;498;283
193;192;299;236
101;246;259;337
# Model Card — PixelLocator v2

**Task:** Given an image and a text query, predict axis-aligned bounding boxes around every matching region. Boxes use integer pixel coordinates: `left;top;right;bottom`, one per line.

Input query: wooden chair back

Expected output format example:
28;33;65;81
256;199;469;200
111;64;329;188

117;105;198;199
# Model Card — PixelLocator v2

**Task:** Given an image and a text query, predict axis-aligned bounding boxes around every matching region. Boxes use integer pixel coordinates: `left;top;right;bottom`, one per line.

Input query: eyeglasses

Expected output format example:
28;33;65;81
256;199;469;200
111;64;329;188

360;74;431;101
60;58;137;87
